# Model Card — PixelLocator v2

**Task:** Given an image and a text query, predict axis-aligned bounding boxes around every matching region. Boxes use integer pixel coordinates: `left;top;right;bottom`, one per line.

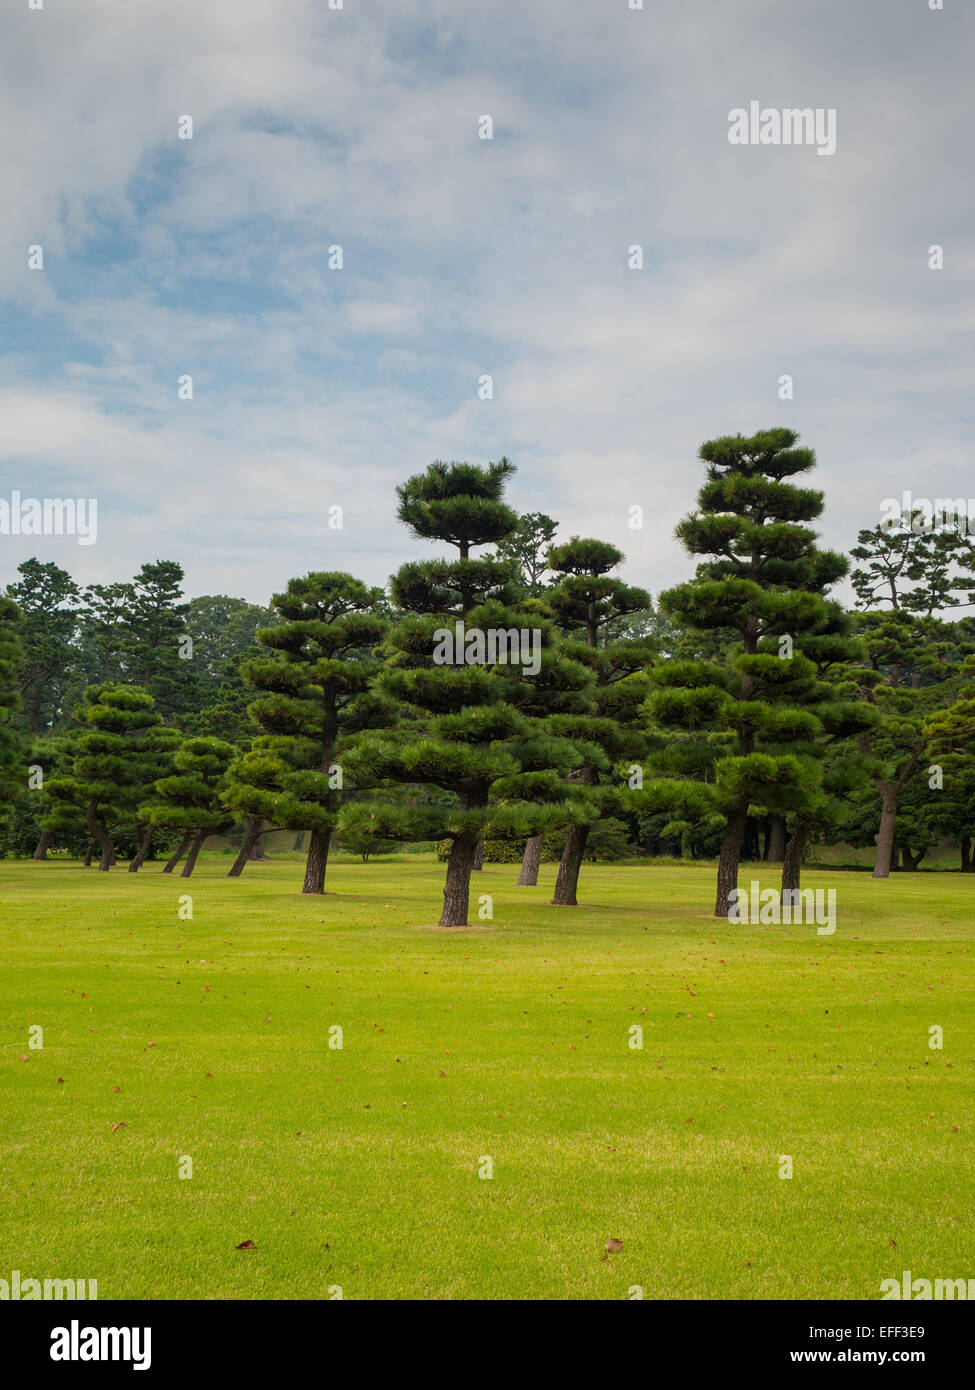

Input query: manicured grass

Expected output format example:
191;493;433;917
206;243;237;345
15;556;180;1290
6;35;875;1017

1;854;972;1300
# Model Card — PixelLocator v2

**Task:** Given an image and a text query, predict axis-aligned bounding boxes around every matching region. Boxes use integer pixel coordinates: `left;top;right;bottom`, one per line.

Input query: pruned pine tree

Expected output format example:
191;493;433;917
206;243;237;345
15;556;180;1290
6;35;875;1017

229;572;388;894
0;596;26;834
775;602;880;895
542;538;653;905
639;429;848;916
126;724;182;871
140;737;236;878
341;459;588;926
46;684;164;871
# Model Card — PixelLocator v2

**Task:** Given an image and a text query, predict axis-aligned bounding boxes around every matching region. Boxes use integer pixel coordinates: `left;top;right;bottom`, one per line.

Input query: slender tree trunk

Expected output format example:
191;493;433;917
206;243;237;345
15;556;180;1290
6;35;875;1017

181;828;207;878
32;830;51;861
228;818;264;877
872;783;898;879
472;839;485;871
249;829;269;860
518;833;543;886
782;816;812;896
163;834;192;874
552;825;589;906
440;831;479;926
761;817;771;860
128;823;154;873
83;841;95;868
293;830;305;852
961;837;973;873
302;828;332;895
901;846;926;872
715;802;748;917
86;805;114;872
766;814;787;863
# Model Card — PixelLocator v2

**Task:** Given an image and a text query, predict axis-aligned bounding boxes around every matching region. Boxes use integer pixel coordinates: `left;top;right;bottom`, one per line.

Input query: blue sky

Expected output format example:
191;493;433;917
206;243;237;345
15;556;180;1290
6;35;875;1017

1;0;972;604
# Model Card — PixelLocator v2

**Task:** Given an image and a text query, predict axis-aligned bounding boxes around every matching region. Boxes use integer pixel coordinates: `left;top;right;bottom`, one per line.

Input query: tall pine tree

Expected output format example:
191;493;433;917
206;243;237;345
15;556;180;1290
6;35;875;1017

342;459;585;926
640;429;847;916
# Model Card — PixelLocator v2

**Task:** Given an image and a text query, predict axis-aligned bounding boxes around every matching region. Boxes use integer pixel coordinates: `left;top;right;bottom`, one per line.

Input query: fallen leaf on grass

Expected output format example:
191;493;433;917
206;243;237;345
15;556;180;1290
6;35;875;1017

111;1122;126;1133
604;1238;624;1254
235;1240;256;1250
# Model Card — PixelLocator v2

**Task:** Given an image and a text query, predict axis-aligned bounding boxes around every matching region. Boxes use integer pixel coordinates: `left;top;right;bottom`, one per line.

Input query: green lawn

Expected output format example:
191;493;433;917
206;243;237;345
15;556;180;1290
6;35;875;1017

1;854;972;1300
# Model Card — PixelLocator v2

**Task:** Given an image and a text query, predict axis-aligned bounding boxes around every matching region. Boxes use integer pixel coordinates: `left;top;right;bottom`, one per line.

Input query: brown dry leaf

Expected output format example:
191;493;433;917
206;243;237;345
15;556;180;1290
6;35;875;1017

111;1121;126;1133
604;1238;624;1254
235;1240;256;1250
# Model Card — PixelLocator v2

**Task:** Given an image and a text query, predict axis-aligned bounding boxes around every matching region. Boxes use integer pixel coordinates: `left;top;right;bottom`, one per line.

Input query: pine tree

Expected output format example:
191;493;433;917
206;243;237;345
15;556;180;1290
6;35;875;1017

126;725;183;871
925;656;975;871
46;683;165;870
341;459;587;926
851;610;955;877
542;538;653;905
124;561;196;721
639;429;848;916
226;572;388;895
0;596;26;834
5;559;79;732
775;602;879;894
141;736;236;877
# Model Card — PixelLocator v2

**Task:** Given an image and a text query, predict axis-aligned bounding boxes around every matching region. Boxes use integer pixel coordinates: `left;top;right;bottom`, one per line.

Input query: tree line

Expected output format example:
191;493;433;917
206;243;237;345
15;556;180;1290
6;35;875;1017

2;428;974;926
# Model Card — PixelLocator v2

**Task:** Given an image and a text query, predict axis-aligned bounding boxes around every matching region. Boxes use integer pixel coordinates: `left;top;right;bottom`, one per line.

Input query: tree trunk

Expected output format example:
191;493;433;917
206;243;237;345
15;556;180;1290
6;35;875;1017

552;825;589;906
766;814;787;863
228;818;265;877
518;833;543;886
128;823;154;873
181;828;207;878
302;828;332;895
961;837;973;873
901;845;926;872
440;831;479;926
86;805;114;872
83;841;95;868
715;803;747;916
782;816;812;896
249;830;269;860
293;830;305;852
742;817;760;861
472;839;485;871
163;834;192;874
32;830;51;861
761;816;771;860
872;784;898;879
